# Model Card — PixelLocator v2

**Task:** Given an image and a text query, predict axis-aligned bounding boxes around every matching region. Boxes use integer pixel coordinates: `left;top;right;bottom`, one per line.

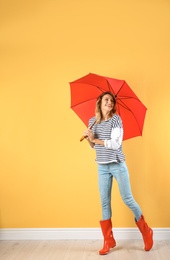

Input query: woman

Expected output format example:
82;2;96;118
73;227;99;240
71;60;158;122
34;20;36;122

83;91;153;255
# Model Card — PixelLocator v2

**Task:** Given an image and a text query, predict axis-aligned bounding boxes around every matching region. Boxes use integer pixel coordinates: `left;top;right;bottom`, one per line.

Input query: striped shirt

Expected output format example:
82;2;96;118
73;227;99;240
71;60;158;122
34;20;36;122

88;114;125;164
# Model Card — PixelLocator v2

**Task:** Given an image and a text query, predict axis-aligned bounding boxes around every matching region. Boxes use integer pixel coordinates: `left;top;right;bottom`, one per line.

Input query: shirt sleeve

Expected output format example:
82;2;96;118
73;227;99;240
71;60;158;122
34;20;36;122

104;127;123;150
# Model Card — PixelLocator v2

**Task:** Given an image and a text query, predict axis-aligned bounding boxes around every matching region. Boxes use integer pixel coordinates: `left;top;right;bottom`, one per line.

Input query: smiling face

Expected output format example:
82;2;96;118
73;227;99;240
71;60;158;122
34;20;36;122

101;93;115;114
95;91;116;123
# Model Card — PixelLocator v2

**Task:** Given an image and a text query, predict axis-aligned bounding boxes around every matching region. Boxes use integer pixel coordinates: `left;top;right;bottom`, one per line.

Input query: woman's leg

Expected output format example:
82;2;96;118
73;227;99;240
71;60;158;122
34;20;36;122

109;161;142;221
105;162;153;251
97;164;116;255
98;164;113;220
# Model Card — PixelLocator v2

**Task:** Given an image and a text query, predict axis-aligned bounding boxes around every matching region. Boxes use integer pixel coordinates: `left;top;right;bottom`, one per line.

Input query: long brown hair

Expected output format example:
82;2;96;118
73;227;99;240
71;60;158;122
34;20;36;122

95;91;117;124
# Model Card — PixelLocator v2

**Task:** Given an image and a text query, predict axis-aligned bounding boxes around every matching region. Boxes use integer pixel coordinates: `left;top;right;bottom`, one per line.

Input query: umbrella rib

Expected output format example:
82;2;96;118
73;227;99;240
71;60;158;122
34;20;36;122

71;97;98;108
115;81;126;96
116;96;141;109
71;83;110;107
116;97;144;134
107;81;114;93
80;82;108;93
117;95;140;101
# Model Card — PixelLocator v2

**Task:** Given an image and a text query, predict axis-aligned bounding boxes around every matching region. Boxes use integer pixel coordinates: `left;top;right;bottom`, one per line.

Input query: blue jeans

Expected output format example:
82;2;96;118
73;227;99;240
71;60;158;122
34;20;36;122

98;161;142;221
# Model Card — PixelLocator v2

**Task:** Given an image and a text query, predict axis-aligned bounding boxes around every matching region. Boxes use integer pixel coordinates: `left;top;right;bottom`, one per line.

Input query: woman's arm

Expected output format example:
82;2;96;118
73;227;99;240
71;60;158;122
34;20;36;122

84;127;123;150
104;127;123;150
84;128;95;148
84;128;104;147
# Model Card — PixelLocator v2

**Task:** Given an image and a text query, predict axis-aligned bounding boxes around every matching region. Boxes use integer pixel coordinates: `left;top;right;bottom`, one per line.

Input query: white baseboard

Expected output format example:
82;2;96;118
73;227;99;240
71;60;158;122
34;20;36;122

0;228;169;240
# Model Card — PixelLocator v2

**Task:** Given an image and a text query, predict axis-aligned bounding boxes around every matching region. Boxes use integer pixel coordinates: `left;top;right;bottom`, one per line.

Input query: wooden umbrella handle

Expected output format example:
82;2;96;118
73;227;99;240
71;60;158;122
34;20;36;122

80;121;96;142
80;135;86;142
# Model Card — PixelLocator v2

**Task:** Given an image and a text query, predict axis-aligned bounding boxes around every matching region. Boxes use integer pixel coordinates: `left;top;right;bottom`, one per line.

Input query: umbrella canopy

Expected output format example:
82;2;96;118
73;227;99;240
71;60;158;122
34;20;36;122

69;73;147;140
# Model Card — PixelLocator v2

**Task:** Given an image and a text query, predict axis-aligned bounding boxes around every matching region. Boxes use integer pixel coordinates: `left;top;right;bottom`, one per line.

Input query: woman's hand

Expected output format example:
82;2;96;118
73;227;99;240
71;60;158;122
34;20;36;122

83;128;104;147
84;128;95;143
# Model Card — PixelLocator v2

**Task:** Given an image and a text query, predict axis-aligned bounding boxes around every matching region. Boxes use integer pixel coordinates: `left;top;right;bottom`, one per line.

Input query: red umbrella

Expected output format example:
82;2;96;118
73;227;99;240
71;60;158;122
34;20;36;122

69;73;147;140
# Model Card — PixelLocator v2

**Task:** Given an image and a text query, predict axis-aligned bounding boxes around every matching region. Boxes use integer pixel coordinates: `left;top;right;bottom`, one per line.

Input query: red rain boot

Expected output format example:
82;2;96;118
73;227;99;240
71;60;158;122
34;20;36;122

136;215;153;251
99;219;116;255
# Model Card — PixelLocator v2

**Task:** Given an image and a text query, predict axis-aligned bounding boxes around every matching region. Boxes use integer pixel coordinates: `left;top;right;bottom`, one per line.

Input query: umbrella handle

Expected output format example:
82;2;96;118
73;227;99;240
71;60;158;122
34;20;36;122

80;120;96;142
80;135;87;142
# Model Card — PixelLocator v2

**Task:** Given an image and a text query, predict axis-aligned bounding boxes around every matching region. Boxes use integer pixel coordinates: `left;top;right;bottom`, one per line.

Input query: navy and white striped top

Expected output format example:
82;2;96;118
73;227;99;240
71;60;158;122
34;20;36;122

88;114;125;164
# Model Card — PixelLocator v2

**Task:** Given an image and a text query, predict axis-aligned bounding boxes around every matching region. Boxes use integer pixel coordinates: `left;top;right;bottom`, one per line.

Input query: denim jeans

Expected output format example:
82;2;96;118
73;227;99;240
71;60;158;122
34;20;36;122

98;161;142;221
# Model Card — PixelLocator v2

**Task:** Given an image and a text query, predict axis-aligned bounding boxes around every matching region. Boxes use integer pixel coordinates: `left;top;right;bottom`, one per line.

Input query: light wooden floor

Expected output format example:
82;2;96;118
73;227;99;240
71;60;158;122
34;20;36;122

0;240;170;260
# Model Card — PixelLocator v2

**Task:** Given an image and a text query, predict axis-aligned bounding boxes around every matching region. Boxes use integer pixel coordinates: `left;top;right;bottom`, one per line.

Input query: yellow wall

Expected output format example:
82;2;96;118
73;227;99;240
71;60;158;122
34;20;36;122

0;0;170;228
